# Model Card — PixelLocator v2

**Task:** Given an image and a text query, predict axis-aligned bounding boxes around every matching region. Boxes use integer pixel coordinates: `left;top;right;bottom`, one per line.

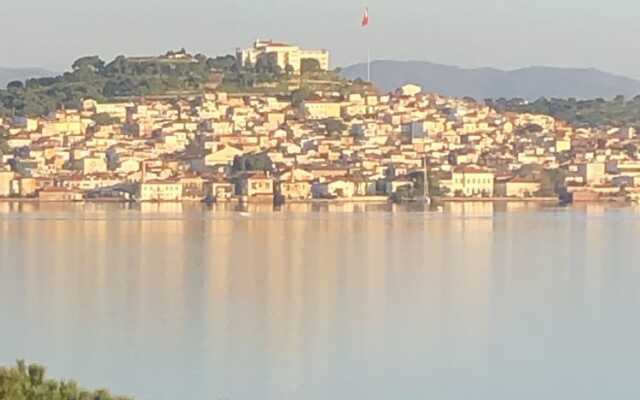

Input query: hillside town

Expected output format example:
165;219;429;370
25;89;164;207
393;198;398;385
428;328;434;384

2;45;640;204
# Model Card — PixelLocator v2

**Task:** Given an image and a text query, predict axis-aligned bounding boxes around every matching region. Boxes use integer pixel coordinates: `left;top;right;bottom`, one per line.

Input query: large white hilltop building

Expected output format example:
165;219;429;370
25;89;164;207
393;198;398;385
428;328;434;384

236;39;330;73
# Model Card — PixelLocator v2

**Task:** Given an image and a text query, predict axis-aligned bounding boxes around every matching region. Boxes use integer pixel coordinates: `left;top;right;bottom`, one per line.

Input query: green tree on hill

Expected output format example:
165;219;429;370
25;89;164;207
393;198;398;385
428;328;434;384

301;58;321;74
232;153;274;173
291;87;314;107
7;81;25;92
72;56;106;73
0;51;357;118
492;96;640;127
93;113;121;126
255;56;282;77
284;64;295;76
207;55;237;71
322;118;347;135
539;169;567;196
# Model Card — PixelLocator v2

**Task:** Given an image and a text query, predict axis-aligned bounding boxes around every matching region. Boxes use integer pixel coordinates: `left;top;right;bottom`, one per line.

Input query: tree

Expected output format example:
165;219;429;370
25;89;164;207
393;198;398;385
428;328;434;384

624;143;638;159
284;64;295;76
6;81;24;92
232;153;274;173
322;118;347;135
30;77;58;87
539;169;567;196
104;55;127;74
300;58;321;74
194;53;208;64
0;49;347;118
391;184;416;202
0;361;132;400
0;128;10;156
103;78;137;97
524;123;543;133
255;56;282;76
28;364;45;386
291;87;313;107
93;113;120;126
72;56;105;72
207;55;237;71
243;57;254;72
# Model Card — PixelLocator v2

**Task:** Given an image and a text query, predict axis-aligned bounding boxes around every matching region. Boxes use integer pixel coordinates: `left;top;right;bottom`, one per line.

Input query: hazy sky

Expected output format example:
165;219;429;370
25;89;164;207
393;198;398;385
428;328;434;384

3;0;640;77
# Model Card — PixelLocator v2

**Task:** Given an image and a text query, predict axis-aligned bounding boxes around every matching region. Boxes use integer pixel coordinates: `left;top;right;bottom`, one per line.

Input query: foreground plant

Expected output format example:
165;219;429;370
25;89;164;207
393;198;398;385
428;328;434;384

0;360;131;400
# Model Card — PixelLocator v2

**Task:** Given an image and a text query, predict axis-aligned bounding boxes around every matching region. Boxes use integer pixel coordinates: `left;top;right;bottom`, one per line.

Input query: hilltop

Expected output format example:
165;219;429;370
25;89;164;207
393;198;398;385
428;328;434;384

7;50;640;128
341;60;640;100
0;49;368;118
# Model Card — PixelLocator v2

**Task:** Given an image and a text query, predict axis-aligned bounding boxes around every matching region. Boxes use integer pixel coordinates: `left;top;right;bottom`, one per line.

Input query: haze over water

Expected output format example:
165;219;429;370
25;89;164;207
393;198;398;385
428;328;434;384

1;202;639;400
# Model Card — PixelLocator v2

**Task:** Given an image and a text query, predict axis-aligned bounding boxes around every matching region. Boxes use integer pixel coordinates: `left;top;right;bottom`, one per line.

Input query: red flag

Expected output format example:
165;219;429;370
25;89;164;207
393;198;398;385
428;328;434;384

361;7;369;27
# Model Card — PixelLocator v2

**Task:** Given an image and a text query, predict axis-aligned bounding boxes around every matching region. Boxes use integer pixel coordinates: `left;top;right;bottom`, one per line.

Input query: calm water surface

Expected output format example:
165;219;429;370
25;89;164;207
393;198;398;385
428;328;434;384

1;201;640;400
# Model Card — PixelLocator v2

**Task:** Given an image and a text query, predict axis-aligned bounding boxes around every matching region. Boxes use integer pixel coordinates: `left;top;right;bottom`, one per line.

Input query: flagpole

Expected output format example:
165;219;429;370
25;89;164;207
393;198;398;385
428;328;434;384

362;7;370;83
367;45;370;82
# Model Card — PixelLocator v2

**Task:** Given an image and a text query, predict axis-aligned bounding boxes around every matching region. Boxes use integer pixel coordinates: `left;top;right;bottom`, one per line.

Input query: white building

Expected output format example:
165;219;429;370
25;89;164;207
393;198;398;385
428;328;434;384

236;39;329;73
137;180;183;201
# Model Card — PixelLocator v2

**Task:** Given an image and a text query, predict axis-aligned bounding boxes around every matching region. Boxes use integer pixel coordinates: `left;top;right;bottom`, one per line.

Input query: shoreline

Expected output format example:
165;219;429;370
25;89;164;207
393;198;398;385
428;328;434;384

432;196;560;203
0;196;630;206
0;196;559;204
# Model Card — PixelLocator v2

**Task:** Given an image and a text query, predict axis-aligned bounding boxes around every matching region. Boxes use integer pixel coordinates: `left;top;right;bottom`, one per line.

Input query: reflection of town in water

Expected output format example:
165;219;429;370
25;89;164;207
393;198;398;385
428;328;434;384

2;204;640;399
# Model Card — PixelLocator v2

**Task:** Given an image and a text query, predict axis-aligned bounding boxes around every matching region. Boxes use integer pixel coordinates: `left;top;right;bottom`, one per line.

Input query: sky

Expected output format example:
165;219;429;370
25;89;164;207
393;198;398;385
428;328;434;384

3;0;640;78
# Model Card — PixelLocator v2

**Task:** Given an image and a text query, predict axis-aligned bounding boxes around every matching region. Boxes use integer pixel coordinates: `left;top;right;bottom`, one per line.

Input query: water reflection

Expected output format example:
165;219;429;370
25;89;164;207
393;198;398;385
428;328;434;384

1;204;640;399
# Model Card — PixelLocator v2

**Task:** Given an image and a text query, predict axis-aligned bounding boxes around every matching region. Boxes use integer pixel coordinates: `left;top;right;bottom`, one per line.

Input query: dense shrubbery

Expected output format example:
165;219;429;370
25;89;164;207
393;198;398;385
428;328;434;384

0;361;131;400
232;152;274;173
487;96;640;127
0;51;237;117
0;51;353;118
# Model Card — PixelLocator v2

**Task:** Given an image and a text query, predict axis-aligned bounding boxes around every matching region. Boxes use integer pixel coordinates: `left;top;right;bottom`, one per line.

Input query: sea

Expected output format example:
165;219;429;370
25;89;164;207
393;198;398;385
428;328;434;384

1;201;639;399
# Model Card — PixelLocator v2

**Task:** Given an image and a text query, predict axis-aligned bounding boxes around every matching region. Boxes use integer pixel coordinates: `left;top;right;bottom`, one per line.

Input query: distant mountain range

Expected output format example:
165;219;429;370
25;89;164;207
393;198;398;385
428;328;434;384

341;60;640;100
0;67;56;88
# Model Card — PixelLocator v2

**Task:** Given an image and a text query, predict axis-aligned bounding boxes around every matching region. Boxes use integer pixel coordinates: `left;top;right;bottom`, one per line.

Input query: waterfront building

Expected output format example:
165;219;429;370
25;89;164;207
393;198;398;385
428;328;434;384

0;171;14;197
495;177;542;198
237;172;275;198
137;180;183;202
38;186;84;202
451;167;495;197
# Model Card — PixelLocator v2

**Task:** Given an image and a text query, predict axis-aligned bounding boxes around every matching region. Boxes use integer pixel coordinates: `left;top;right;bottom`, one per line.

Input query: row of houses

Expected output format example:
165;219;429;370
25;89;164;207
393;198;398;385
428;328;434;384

3;80;640;204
